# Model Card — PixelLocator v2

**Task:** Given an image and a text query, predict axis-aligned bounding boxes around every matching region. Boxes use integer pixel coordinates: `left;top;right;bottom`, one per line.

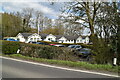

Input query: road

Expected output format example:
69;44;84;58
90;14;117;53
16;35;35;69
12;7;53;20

1;57;118;78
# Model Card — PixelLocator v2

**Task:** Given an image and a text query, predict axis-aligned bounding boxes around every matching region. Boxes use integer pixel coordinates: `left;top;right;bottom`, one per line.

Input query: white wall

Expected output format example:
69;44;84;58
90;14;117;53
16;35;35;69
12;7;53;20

27;33;42;42
58;37;67;43
65;40;75;43
84;37;89;44
76;36;89;44
58;37;75;43
17;33;26;42
44;34;56;42
76;36;83;43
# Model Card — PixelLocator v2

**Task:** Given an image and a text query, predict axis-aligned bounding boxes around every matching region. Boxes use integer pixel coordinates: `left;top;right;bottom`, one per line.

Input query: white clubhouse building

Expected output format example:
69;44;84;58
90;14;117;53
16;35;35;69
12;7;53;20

16;33;90;44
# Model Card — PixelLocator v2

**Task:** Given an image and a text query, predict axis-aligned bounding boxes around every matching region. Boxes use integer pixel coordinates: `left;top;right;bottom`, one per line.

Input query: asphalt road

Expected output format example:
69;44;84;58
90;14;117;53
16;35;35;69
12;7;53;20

1;57;118;78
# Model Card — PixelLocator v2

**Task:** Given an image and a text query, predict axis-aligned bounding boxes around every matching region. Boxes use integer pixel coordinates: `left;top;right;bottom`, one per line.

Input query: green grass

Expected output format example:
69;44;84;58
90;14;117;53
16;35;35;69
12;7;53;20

1;54;119;73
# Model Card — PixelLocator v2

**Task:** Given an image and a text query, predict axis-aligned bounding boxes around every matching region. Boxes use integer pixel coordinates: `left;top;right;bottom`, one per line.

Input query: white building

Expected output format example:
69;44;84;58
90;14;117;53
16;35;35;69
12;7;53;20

44;34;56;42
16;33;90;44
76;36;89;44
58;35;89;44
17;33;42;43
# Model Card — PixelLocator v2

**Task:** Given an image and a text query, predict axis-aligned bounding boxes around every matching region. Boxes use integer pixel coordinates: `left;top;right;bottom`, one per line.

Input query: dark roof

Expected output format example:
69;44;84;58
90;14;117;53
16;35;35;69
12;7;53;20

63;35;79;40
39;34;48;39
55;35;62;39
82;36;88;39
20;33;33;39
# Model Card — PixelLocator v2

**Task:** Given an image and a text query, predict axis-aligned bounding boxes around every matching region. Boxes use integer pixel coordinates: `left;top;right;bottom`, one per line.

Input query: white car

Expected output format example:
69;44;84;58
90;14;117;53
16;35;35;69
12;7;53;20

54;44;65;47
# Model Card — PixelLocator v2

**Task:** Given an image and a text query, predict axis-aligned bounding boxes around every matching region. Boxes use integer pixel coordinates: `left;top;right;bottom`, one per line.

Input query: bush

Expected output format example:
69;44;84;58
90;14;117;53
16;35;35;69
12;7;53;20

2;40;79;61
2;40;20;54
20;43;79;61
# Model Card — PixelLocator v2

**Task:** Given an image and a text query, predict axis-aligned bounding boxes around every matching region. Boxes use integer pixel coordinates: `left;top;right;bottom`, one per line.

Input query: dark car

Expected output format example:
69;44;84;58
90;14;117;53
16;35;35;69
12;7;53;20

77;48;91;58
36;42;44;44
68;45;82;50
28;41;37;44
36;42;48;45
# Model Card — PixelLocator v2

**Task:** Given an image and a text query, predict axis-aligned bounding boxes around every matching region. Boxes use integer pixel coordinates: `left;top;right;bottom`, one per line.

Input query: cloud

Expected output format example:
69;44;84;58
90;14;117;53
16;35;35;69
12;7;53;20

3;2;62;19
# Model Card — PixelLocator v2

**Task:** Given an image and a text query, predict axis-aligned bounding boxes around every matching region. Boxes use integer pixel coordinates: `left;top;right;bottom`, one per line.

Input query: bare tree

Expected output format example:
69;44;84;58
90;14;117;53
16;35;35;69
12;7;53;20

21;8;34;31
62;1;101;38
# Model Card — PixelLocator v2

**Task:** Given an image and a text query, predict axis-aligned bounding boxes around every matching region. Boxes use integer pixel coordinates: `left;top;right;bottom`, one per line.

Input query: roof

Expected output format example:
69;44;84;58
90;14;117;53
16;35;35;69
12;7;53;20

20;33;33;39
19;33;88;40
39;34;48;39
63;35;79;40
82;36;89;39
55;35;62;39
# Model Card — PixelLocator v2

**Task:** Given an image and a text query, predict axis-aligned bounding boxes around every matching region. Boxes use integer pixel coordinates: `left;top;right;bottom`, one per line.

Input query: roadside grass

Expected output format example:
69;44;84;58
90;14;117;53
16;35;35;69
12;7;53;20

1;54;119;73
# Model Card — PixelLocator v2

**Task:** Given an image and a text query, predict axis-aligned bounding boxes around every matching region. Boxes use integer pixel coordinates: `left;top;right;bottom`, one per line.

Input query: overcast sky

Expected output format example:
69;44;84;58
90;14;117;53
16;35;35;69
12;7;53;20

1;2;65;19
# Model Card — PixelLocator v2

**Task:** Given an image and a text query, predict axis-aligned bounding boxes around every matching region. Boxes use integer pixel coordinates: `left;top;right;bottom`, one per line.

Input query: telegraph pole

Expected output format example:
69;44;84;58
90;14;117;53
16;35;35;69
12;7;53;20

38;24;39;35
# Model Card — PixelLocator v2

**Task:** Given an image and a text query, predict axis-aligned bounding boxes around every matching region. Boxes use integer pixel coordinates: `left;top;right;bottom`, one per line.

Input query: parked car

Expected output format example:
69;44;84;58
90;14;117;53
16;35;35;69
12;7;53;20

77;48;92;58
28;41;37;44
68;45;82;50
4;38;19;41
36;42;48;45
54;44;65;47
49;44;56;46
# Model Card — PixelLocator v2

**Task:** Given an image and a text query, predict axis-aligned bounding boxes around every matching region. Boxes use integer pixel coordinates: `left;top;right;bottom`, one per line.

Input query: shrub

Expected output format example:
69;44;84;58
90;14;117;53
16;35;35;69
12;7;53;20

2;40;20;54
2;40;79;61
19;42;79;61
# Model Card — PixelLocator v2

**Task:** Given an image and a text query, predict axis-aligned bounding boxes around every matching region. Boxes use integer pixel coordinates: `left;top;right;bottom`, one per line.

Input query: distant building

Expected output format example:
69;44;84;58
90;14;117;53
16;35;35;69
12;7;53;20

16;33;42;43
16;33;90;44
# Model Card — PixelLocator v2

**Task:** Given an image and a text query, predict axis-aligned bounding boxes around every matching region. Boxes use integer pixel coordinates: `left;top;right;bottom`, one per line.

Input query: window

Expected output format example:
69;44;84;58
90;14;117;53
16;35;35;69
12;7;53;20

30;38;33;40
37;38;39;40
34;38;36;41
77;40;79;42
48;38;50;40
48;38;52;41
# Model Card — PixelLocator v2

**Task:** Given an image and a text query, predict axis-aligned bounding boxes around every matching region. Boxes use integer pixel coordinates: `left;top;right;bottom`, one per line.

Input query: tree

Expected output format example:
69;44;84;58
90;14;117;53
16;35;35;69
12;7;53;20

2;13;23;37
21;8;34;32
40;26;65;35
94;2;120;64
64;22;83;36
62;1;119;64
34;10;44;34
62;2;101;36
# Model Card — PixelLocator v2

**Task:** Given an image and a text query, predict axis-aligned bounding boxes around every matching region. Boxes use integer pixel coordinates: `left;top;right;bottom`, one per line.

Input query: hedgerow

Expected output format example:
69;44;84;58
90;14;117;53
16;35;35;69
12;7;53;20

2;40;20;54
2;40;79;61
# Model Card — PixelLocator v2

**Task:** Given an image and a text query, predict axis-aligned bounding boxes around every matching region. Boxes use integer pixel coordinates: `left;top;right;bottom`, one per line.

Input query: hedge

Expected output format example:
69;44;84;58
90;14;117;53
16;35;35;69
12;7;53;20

20;43;79;61
2;40;20;54
2;40;79;61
